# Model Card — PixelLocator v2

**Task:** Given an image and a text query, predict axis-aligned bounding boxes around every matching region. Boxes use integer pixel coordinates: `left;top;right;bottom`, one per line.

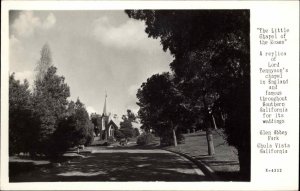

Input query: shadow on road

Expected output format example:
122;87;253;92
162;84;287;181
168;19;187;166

106;143;161;150
10;152;208;182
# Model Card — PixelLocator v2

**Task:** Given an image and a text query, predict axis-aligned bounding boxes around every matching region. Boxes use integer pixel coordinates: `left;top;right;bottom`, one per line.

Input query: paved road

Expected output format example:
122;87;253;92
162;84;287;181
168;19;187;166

10;148;209;182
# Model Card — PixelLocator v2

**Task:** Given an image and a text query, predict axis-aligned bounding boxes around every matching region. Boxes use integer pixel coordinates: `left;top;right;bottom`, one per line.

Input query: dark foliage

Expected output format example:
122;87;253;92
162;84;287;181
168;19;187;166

133;128;140;137
126;10;250;178
9;44;94;157
107;136;115;144
119;127;134;139
90;113;101;136
136;72;189;145
136;133;155;146
119;109;137;139
9;74;40;155
114;130;125;141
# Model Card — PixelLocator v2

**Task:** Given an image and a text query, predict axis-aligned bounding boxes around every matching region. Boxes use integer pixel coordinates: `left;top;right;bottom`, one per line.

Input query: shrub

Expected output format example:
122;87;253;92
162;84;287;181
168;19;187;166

107;136;115;144
51;116;79;155
120;128;134;139
137;133;154;146
85;124;94;146
133;128;140;137
114;130;125;141
50;110;94;156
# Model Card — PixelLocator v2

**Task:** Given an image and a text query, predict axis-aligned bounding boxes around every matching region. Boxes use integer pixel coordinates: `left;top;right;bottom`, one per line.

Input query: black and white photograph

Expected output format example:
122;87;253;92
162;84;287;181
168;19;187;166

7;9;250;182
1;1;299;190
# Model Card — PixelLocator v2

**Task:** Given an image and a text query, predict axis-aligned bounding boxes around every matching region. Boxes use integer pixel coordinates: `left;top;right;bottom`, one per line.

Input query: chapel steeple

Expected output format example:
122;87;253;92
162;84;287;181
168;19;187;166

102;92;107;116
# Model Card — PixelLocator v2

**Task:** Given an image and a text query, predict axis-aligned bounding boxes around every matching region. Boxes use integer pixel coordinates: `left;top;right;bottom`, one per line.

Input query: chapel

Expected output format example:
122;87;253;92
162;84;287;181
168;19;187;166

99;93;121;140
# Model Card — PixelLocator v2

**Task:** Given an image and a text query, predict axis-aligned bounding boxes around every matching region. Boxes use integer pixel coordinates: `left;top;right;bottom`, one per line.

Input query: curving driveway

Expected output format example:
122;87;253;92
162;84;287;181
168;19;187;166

10;148;209;182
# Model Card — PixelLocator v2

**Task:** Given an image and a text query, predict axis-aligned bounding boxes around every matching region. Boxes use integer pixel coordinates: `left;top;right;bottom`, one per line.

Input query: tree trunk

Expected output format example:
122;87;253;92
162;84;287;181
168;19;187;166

202;97;215;156
172;129;177;147
212;114;218;130
171;121;177;147
206;128;215;156
221;112;226;128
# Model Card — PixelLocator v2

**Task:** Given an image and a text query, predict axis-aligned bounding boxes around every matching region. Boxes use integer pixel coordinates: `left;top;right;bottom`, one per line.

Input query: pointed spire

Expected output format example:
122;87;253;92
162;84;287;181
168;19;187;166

103;91;107;116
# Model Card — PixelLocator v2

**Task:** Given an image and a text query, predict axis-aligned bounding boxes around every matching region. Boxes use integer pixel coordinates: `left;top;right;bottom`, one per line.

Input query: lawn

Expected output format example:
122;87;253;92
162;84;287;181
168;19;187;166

164;130;242;181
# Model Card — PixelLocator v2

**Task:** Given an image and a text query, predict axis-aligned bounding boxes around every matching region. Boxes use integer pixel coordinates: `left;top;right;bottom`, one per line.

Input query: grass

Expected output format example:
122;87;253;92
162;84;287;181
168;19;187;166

164;130;242;181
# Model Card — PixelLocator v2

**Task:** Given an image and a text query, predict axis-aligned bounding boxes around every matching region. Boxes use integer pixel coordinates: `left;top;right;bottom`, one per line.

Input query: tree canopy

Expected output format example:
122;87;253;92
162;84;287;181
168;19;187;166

53;98;94;155
136;72;189;145
9;74;39;155
32;65;70;153
9;43;94;157
126;10;250;177
90;113;102;136
35;43;53;81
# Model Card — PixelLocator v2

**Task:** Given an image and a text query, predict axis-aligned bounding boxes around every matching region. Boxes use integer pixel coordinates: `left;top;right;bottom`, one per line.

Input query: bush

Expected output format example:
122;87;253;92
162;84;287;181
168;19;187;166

120;128;134;139
85;124;94;146
50;113;94;156
133;128;140;137
114;130;125;141
137;133;154;146
51;116;79;155
107;136;115;144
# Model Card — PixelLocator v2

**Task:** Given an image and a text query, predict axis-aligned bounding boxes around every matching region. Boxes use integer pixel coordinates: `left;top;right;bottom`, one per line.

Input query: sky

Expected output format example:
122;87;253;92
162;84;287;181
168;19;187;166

9;10;173;117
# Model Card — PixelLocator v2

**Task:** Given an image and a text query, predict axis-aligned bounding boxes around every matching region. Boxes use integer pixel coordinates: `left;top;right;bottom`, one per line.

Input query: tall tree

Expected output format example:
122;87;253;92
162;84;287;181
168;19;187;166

120;110;135;139
9;74;39;155
137;72;187;146
35;43;52;81
126;10;250;178
73;98;94;146
33;44;70;154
